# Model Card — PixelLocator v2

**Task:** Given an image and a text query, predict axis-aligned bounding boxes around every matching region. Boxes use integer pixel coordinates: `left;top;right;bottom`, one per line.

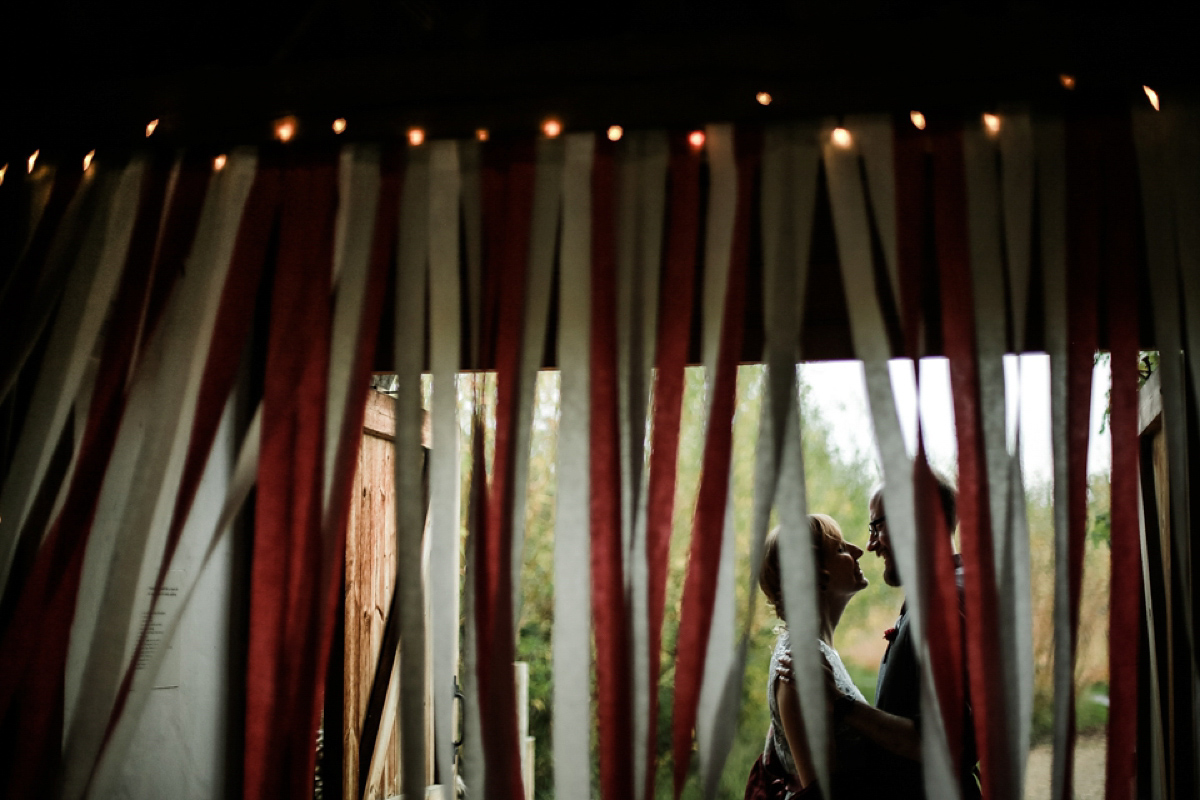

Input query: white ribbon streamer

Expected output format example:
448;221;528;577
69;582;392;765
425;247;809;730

553;132;594;800
429;140;464;787
0;161;140;592
395;145;431;800
510;138;564;627
824;121;957;800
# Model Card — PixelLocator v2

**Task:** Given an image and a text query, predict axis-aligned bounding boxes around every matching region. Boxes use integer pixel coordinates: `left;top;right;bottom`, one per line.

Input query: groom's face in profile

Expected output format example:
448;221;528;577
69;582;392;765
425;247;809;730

867;495;901;587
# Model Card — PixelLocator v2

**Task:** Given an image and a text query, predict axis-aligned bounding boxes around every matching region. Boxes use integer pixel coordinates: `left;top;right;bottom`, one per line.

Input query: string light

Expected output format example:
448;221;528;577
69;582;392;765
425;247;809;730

476;128;490;142
607;125;623;142
83;150;95;171
688;130;706;149
1059;74;1076;90
542;118;562;138
831;127;852;148
756;91;773;106
910;111;927;130
408;127;426;146
275;117;297;142
0;164;7;186
213;154;227;171
1144;86;1160;111
983;113;1002;134
332;118;347;134
27;150;39;173
146;119;159;137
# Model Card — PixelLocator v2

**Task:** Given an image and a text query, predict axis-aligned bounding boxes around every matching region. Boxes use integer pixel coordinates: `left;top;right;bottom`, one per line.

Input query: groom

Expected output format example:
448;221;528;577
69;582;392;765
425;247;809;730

853;475;980;800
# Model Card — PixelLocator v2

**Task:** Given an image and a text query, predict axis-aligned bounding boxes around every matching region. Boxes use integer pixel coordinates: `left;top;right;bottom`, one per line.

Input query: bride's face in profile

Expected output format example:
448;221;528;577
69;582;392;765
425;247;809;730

822;529;870;597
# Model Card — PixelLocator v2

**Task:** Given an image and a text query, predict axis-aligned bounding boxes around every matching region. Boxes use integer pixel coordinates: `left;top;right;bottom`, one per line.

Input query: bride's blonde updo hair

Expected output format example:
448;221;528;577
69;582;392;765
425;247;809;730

759;513;844;621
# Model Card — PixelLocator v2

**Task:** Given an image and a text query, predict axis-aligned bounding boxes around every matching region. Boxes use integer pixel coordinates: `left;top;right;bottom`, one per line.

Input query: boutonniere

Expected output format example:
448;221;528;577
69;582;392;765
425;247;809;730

883;627;898;642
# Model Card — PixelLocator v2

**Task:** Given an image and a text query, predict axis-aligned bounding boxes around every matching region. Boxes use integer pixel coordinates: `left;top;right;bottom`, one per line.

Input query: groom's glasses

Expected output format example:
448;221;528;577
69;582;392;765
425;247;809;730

868;517;887;537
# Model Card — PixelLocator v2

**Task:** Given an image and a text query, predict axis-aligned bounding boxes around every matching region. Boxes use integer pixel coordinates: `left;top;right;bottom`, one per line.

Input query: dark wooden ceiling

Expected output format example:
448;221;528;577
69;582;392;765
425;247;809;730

3;1;1197;156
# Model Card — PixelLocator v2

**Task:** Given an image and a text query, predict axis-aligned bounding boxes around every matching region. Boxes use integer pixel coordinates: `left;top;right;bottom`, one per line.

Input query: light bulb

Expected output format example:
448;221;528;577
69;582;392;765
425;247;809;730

831;127;852;148
83;150;95;171
275;118;297;142
542;119;562;138
983;114;1001;134
214;154;227;171
27;150;39;173
910;111;926;130
607;125;623;142
332;118;347;134
688;130;706;149
1059;74;1076;90
756;92;772;106
408;128;425;146
1144;86;1160;111
476;128;490;142
146;119;159;137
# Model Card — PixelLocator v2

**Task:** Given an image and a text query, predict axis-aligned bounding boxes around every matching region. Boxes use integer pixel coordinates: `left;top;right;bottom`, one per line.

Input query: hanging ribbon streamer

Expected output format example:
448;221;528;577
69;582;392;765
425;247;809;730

1097;116;1142;800
590;132;635;800
478;138;535;800
0;154;175;797
0;164;130;593
846;115;902;321
826;119;958;800
60;152;230;800
243;153;338;800
554;131;595;800
640;131;701;800
428;140;464;787
962;121;1023;800
931;127;1008;800
509;138;564;626
394;143;431;800
672;124;756;799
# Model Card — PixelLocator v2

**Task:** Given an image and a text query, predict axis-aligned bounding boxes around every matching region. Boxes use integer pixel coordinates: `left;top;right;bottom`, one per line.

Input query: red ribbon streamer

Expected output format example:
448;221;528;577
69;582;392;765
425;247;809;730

477;139;535;800
671;126;759;798
590;136;634;800
641;133;702;800
931;128;1007;800
1099;117;1141;800
243;153;337;800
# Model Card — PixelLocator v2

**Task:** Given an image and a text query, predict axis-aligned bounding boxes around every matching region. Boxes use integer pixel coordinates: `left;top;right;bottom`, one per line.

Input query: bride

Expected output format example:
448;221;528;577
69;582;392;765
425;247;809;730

745;514;872;799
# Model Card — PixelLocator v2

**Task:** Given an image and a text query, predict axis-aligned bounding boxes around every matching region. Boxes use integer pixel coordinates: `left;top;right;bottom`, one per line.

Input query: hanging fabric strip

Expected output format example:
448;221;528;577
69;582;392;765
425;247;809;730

79;150;275;796
0;164;129;592
555;131;595;800
459;141;486;798
997;113;1037;776
641;132;701;800
428;139;464;787
479;138;534;800
244;153;337;800
1100;116;1142;800
590;132;634;800
394;143;431;800
509;138;564;626
672;125;756;799
625;130;669;800
1031;116;1075;800
998;113;1035;353
693;122;741;799
0;154;173;797
88;402;261;798
60;152;239;799
0;166;86;405
1056;116;1104;800
826;120;957;799
892;124;928;358
460;141;484;367
931;128;1007;800
846;114;902;319
962;123;1021;800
